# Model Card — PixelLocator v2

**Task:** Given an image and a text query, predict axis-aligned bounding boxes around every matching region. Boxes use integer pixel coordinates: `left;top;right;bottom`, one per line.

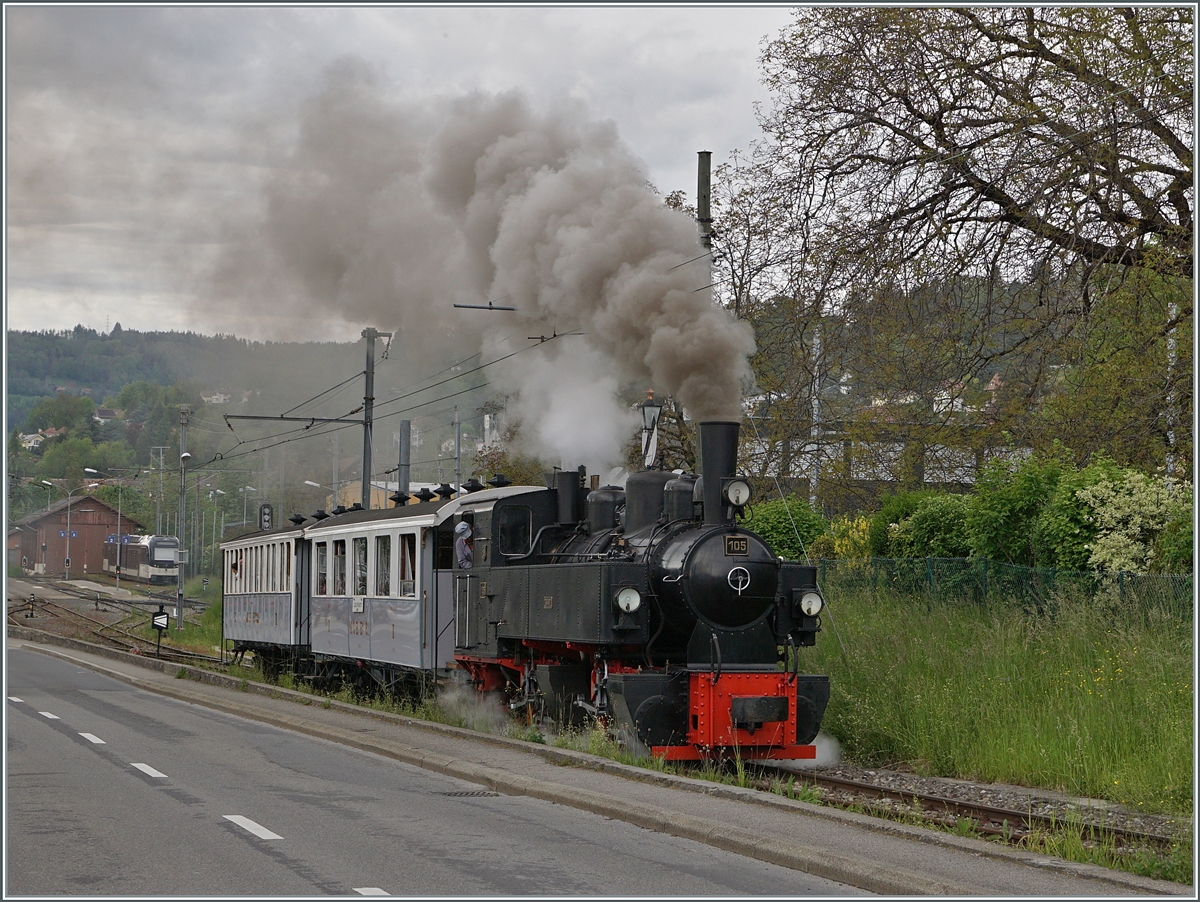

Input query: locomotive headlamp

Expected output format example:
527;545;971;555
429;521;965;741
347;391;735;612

722;477;752;507
615;587;642;613
799;591;824;616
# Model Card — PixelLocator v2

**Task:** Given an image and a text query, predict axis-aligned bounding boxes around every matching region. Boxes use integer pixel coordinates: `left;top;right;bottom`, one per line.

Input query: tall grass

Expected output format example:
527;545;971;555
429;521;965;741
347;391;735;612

808;588;1192;815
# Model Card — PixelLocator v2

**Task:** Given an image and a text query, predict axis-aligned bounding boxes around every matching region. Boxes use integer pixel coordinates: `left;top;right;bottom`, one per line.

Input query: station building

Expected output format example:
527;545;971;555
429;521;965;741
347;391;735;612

8;495;144;579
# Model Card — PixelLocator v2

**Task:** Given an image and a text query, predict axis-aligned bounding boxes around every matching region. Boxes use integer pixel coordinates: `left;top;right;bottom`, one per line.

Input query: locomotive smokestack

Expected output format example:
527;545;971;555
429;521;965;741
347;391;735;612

699;421;739;526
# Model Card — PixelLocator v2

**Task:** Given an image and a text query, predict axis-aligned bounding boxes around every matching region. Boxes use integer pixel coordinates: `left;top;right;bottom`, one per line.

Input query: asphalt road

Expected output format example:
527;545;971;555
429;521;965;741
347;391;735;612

6;646;862;896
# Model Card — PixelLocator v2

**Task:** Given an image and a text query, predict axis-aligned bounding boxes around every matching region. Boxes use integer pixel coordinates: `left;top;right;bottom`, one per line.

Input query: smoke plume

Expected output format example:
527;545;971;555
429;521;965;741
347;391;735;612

206;59;755;469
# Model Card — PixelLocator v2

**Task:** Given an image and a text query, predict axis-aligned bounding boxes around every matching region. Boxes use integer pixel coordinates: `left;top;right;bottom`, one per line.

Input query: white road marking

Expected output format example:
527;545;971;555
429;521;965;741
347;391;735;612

131;763;168;778
79;733;105;744
8;697;23;703
223;815;282;840
354;889;389;896
38;711;59;720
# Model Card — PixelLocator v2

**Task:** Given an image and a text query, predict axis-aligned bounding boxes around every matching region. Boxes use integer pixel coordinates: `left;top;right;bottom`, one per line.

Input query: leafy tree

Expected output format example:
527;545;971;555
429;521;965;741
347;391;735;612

37;437;97;481
86;484;152;533
23;393;95;434
1153;501;1193;574
741;493;827;561
965;454;1066;565
1034;257;1193;475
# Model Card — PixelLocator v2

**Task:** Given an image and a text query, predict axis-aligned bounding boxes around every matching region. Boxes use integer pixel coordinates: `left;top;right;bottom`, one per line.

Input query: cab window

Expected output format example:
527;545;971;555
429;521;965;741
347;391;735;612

498;505;532;555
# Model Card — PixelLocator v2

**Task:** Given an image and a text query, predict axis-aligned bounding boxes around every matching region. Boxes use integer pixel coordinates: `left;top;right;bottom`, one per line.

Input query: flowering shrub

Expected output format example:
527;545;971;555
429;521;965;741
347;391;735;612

831;515;872;559
1078;474;1193;574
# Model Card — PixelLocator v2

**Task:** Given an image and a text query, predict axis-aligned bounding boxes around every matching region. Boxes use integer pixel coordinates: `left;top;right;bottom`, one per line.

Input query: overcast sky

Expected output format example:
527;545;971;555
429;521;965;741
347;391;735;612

6;5;795;342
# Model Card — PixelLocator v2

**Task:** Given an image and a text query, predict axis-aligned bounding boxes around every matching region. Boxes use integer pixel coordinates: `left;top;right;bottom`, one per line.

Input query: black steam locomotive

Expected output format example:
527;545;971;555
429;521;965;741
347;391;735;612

222;420;828;761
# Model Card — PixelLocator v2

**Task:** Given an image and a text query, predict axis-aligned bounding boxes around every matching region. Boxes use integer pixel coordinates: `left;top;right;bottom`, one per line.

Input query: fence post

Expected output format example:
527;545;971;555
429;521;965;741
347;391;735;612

1119;570;1125;604
925;557;934;602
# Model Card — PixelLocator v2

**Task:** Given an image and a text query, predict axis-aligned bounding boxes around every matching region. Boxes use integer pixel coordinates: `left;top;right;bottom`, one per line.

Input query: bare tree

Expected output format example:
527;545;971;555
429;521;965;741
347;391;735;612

718;7;1192;495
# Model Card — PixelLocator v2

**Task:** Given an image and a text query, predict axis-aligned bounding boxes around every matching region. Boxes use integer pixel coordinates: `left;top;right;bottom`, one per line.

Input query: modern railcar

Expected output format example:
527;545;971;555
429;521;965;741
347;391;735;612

102;534;180;585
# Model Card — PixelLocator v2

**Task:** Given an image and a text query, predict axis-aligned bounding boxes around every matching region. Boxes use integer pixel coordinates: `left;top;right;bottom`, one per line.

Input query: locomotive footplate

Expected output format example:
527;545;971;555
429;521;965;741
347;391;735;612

655;671;828;761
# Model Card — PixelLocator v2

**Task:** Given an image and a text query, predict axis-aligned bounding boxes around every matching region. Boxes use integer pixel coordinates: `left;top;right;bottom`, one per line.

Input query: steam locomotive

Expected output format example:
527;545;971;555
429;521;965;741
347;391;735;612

221;420;828;761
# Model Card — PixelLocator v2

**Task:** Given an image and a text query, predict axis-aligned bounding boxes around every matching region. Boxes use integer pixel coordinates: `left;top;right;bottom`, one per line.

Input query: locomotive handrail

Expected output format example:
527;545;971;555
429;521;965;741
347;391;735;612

502;523;566;561
709;630;722;684
786;634;799;685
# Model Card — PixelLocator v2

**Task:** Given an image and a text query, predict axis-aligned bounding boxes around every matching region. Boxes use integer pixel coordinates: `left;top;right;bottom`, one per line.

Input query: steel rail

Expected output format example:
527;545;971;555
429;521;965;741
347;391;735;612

759;767;1180;851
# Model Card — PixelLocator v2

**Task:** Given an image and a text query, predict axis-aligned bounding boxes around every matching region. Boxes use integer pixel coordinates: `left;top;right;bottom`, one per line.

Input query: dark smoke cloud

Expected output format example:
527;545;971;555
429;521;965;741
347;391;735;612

205;60;755;466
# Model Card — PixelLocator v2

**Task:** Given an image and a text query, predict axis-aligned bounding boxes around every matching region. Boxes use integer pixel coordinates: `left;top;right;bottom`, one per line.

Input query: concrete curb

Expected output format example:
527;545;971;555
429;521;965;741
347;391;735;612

10;626;1189;896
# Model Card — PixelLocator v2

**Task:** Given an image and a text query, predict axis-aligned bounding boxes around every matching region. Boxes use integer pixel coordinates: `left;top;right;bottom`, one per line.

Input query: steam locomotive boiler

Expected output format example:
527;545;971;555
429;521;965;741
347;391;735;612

453;420;829;761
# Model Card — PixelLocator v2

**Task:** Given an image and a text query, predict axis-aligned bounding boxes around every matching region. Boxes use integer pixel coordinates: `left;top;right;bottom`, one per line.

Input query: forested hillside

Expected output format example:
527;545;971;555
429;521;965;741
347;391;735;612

7;325;353;433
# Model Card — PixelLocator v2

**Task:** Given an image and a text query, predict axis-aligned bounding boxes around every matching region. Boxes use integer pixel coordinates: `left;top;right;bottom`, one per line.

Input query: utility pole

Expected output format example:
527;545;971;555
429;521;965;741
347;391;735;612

454;407;462;496
332;432;340;504
360;327;392;508
152;446;168;534
176;405;191;630
697;150;713;252
222;326;390;511
398;420;411;498
695;150;714;477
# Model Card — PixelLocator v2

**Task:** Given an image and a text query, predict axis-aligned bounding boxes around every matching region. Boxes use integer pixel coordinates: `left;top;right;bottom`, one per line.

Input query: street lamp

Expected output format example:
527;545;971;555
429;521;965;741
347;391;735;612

84;467;133;593
240;485;257;527
61;484;89;581
178;450;191;631
641;389;663;469
40;479;54;511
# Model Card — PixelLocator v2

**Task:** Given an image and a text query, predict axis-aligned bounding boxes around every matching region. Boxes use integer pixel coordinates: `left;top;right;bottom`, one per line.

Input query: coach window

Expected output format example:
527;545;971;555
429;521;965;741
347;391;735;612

315;542;328;595
353;537;368;596
238;549;245;593
285;543;292;592
399;533;416;596
332;539;346;595
498;505;532;555
269;545;277;592
375;535;391;596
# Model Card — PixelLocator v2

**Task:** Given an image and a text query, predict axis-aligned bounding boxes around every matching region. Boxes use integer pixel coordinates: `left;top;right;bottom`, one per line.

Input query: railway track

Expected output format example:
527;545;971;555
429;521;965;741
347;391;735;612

42;579;205;611
7;590;221;667
757;766;1181;852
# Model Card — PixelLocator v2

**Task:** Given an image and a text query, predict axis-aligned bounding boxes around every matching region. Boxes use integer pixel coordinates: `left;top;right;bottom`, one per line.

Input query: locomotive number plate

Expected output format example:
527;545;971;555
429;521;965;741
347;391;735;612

724;536;749;556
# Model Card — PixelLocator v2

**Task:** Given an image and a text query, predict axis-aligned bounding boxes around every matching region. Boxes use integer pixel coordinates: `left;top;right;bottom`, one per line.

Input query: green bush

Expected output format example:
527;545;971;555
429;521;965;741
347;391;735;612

867;489;937;556
966;454;1065;565
1030;457;1121;570
894;493;971;558
1154;507;1194;574
741;494;826;560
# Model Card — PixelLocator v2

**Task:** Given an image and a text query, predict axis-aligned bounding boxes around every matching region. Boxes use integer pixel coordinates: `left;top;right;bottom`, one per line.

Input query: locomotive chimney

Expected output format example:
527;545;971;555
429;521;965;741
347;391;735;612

699;420;739;526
